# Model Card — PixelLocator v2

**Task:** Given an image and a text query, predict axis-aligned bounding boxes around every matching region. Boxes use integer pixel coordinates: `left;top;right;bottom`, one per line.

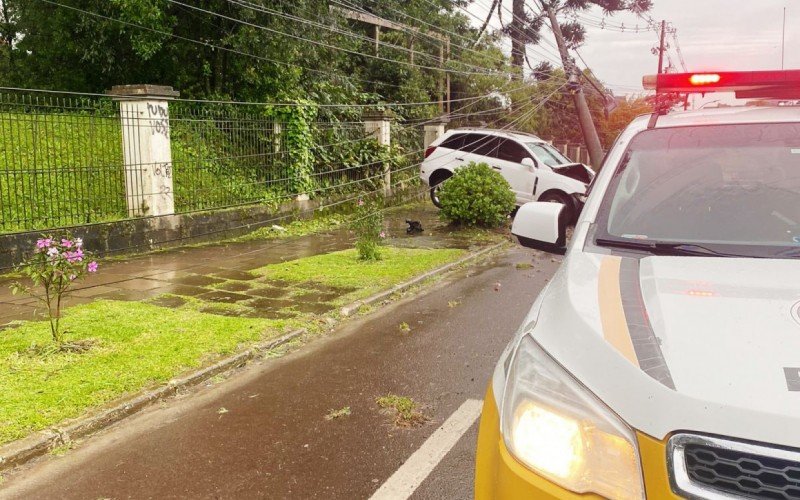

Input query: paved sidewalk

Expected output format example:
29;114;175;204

0;204;490;328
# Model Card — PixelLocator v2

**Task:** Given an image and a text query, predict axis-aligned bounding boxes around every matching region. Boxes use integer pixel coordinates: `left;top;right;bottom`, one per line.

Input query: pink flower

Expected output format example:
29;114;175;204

69;274;77;281
379;231;386;239
36;238;53;249
75;238;83;248
47;247;59;257
61;238;73;248
357;199;365;206
87;261;98;273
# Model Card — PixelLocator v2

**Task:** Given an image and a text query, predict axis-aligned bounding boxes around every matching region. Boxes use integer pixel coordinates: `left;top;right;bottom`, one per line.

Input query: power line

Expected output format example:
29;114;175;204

35;0;413;92
166;0;512;78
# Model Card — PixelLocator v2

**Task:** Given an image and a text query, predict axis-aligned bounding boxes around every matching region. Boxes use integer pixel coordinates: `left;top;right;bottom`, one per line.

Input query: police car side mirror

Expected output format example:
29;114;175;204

511;202;567;255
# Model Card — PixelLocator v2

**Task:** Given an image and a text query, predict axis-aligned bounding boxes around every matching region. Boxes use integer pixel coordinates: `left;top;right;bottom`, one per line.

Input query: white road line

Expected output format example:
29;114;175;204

369;399;484;500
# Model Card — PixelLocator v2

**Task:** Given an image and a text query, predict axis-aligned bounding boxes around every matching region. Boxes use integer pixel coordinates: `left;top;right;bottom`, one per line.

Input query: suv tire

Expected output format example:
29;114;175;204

539;191;575;225
429;171;452;208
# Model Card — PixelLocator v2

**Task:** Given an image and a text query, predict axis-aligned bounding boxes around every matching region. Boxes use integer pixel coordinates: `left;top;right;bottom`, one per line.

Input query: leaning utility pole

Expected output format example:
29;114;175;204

545;4;604;168
657;20;666;74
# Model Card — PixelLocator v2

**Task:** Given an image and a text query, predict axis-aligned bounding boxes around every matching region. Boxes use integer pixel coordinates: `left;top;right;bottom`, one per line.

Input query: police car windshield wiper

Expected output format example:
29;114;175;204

595;238;751;257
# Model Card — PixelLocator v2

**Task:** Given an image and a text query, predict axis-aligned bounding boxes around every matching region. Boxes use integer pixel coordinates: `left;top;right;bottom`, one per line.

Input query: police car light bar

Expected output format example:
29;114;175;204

643;70;800;99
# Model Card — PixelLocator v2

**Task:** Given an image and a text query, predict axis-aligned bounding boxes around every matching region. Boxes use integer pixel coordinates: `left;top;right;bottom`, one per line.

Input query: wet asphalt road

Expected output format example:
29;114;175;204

1;246;559;500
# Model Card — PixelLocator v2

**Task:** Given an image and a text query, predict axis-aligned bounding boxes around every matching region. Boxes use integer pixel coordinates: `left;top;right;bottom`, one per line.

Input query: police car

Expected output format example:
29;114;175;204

475;70;800;499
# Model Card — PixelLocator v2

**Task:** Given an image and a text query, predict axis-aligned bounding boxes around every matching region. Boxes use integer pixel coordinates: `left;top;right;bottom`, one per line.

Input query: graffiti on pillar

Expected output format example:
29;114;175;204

147;103;170;138
153;162;173;179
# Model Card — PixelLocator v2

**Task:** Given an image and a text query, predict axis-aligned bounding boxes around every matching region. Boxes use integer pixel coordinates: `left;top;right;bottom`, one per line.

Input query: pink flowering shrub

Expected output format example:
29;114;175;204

11;235;98;345
351;196;385;261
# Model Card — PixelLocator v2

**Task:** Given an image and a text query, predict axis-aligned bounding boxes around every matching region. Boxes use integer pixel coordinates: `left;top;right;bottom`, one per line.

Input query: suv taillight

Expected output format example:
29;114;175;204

424;146;436;158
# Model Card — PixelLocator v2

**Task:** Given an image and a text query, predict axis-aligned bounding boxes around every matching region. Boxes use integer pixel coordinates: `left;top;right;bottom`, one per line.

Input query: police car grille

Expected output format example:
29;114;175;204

684;443;800;499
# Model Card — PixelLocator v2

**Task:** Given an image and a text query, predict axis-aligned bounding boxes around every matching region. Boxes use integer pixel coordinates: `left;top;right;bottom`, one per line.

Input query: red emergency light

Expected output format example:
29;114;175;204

643;70;800;99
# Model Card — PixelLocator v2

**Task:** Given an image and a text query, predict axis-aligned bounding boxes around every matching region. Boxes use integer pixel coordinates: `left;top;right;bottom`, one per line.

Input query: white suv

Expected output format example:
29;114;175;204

419;128;594;222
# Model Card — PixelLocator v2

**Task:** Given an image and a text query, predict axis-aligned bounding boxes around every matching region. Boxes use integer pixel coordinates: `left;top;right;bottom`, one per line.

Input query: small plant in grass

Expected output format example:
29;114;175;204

438;162;516;227
351;196;386;261
10;235;98;349
325;406;352;420
376;394;427;427
398;322;410;332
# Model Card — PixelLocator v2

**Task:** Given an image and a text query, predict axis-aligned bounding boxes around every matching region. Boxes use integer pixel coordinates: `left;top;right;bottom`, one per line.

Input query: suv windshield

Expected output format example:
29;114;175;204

526;142;571;166
595;122;800;258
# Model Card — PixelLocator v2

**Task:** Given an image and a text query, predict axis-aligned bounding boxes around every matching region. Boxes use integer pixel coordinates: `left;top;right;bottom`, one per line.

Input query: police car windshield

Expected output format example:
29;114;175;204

596;122;800;258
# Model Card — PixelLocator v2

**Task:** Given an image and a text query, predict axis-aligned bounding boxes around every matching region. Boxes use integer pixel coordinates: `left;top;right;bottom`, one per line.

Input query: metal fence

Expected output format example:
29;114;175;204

0;91;126;232
0;89;421;234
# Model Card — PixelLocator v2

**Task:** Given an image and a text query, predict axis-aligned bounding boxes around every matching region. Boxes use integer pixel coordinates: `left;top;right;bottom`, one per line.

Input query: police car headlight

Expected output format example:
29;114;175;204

501;335;644;499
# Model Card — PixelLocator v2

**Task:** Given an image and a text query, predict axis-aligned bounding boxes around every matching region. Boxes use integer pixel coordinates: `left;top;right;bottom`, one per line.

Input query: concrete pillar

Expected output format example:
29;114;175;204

423;118;448;148
109;84;179;217
363;111;393;195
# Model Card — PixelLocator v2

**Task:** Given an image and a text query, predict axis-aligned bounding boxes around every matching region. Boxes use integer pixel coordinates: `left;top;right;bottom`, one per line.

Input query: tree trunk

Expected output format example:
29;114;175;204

545;5;604;169
510;0;525;80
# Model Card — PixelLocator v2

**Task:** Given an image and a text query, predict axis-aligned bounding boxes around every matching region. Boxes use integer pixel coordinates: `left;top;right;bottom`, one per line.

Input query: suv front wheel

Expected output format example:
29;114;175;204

538;191;575;225
429;171;452;208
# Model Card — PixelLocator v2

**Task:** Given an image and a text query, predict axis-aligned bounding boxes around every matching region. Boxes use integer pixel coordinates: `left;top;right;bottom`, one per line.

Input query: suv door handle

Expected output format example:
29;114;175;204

491;166;502;171
455;156;465;161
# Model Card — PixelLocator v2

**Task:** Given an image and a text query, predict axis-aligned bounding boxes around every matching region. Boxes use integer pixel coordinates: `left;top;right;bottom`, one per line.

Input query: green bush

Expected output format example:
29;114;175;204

438;162;515;227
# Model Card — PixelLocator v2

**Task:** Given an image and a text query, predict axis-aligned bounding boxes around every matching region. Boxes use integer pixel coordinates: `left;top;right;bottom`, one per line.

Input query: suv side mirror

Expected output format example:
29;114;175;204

511;202;567;255
521;157;536;170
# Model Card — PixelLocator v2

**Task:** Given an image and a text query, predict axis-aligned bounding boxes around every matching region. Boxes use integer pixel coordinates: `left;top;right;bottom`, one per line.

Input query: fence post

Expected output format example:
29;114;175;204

108;84;179;217
363;110;393;196
423;118;448;148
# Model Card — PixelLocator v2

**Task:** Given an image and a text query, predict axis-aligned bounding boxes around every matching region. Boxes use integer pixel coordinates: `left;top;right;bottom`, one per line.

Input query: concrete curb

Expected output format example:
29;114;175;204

0;240;506;473
339;241;506;317
0;329;306;473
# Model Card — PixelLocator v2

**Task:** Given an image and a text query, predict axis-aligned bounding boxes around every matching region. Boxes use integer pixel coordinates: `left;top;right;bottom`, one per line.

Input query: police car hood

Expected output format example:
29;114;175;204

532;251;800;446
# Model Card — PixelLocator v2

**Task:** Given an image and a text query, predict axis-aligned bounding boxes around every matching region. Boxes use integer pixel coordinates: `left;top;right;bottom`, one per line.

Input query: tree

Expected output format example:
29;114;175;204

599;95;652;146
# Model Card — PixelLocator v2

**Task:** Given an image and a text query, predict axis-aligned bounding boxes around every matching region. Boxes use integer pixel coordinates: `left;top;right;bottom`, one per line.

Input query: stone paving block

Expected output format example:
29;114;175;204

171;275;225;287
197;291;251;304
216;281;253;292
113;279;167;291
246;287;289;299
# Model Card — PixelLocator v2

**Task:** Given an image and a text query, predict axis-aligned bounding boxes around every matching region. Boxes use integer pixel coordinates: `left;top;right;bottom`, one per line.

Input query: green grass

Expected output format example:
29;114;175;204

236;213;348;242
254;247;466;300
0;300;294;445
376;394;426;427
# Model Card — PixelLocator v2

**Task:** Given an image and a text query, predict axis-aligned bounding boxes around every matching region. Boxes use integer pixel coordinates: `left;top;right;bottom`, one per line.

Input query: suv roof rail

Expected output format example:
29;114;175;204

450;127;542;140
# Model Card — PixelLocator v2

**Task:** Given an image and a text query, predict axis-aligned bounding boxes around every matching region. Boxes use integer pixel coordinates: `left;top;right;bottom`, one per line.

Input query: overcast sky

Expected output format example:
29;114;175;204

468;1;797;103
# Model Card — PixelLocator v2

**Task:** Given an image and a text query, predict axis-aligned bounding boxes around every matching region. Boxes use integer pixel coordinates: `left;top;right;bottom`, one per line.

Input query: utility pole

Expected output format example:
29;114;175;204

782;7;786;70
657;20;666;74
545;4;604;168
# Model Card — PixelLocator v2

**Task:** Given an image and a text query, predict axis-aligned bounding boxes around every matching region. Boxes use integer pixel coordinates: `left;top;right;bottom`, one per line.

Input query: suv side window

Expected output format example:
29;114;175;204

472;135;501;157
459;133;490;153
439;133;465;150
498;139;531;163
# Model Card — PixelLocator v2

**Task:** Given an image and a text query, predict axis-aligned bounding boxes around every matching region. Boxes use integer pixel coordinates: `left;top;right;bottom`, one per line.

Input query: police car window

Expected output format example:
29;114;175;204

439;133;465;150
498;140;531;162
596;123;800;257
